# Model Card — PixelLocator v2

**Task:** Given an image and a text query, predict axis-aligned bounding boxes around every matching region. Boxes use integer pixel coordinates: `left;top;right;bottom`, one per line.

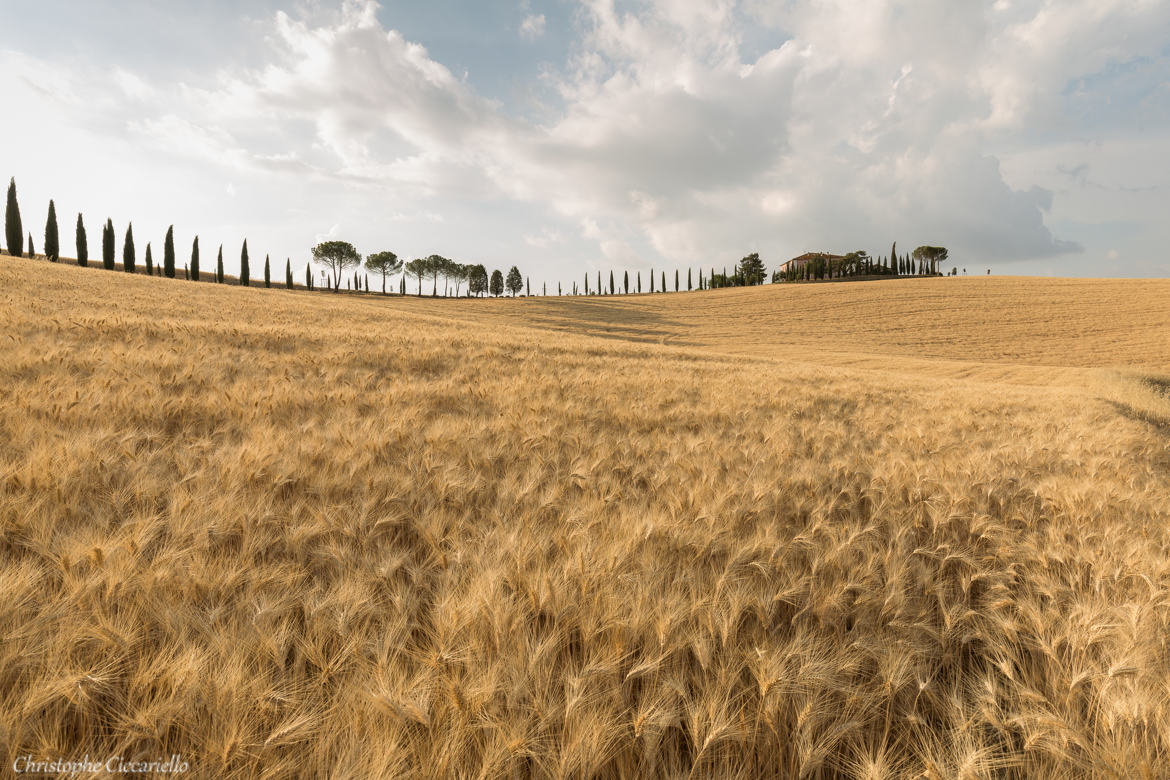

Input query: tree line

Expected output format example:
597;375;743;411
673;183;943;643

5;176;955;299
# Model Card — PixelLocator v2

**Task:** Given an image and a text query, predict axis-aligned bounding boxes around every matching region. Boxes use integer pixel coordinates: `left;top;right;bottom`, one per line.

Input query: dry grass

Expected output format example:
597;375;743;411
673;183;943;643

2;260;1169;778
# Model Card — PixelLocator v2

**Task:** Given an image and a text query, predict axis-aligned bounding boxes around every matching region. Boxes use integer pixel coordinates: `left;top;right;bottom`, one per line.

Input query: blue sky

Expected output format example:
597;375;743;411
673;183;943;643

1;0;1168;285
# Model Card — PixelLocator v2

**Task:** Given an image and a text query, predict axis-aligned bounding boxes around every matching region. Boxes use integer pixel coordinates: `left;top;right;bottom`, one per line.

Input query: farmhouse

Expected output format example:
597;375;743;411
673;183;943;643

778;252;845;273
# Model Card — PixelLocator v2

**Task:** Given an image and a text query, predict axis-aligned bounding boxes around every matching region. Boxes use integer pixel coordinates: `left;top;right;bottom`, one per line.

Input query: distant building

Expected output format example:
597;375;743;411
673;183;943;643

778;252;845;273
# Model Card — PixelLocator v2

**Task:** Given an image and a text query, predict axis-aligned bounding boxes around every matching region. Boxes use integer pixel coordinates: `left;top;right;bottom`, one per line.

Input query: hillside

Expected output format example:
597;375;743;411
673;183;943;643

2;259;1169;778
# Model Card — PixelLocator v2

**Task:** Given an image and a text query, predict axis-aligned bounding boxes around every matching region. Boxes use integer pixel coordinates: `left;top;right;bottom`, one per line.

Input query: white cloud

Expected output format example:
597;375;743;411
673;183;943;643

519;13;546;40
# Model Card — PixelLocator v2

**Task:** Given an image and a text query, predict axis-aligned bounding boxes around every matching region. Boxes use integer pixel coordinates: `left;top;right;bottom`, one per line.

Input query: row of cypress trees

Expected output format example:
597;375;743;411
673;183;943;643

4;177;306;291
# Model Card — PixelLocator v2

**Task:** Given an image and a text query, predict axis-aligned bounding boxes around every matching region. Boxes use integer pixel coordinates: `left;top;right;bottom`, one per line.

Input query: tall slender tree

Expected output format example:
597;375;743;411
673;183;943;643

144;243;153;275
650;269;655;293
662;270;666;292
28;234;35;257
102;219;115;270
637;272;642;293
264;254;271;288
240;240;250;286
164;226;176;278
75;213;87;266
609;270;615;295
190;236;200;281
216;245;224;283
675;268;679;292
286;258;293;288
44;200;59;262
687;268;692;290
624;270;629;294
4;178;22;257
122;223;135;272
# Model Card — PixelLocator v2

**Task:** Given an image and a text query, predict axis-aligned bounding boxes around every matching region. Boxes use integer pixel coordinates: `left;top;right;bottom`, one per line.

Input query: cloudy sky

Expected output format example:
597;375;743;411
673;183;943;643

1;0;1168;284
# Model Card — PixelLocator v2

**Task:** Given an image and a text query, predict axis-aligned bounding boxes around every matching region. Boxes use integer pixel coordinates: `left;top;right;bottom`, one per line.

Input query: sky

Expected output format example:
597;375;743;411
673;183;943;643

1;0;1168;286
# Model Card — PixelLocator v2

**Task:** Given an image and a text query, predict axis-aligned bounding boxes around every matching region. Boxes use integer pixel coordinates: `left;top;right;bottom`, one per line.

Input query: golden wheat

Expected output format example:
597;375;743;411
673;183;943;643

1;259;1169;778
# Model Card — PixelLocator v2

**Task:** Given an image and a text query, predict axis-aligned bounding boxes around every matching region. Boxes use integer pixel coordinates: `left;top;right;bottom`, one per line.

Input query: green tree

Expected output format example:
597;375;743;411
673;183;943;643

312;240;361;291
44;200;59;262
164;225;176;278
913;246;948;275
5;178;22;257
285;258;293;288
490;268;504;297
75;214;87;267
28;233;34;257
623;270;629;294
650;269;655;293
144;243;153;275
365;251;402;294
609;270;615;295
687;267;692;290
305;264;312;290
637;272;641;293
468;264;488;297
240;240;250;286
190;236;199;281
122;223;135;273
661;270;666;292
506;265;523;297
102;219;115;270
405;257;429;297
216;245;224;283
264;254;271;288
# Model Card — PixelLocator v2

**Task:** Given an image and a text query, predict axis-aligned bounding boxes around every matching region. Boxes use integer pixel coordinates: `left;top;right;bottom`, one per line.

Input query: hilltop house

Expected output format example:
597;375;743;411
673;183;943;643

777;252;845;274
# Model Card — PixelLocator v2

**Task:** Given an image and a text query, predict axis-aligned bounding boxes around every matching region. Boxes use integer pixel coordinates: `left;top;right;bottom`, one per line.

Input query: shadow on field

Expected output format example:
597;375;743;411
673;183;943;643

521;298;695;346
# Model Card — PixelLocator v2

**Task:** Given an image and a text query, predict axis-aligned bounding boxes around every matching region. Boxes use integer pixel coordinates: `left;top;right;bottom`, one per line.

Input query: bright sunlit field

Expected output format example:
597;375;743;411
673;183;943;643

2;259;1169;778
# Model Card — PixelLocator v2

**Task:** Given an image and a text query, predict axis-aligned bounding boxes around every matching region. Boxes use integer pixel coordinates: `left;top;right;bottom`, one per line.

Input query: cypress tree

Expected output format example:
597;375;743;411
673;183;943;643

584;273;589;295
164;225;175;278
145;243;153;275
285;258;292;288
44;200;59;262
123;223;135;272
650;269;655;293
687;268;692;290
305;265;311;289
598;270;602;295
675;269;679;292
184;265;189;280
527;277;531;296
75;214;87;266
264;254;271;288
102;219;115;269
4;178;22;257
216;245;224;283
609;270;614;295
662;270;666;292
637;272;642;293
240;240;249;286
190;236;200;281
28;233;35;257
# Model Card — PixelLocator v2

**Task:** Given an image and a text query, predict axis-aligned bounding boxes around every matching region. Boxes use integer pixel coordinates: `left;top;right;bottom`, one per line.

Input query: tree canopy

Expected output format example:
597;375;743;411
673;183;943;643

505;266;523;296
490;269;504;297
738;253;766;286
365;251;402;293
312;241;361;289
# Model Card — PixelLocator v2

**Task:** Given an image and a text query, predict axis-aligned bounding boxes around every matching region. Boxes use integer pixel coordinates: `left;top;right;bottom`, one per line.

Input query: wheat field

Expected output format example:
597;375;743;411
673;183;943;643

2;259;1169;778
